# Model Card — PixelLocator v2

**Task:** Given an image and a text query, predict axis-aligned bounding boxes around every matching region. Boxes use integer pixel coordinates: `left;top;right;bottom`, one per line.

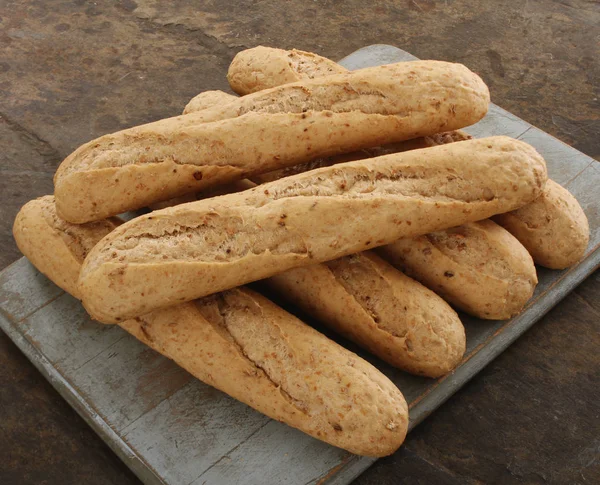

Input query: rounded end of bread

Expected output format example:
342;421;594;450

227;46;347;95
341;374;409;457
380;220;539;321
429;61;490;130
227;46;300;95
78;257;144;324
182;90;237;115
13;196;85;299
494;180;589;269
409;303;466;378
476;136;548;210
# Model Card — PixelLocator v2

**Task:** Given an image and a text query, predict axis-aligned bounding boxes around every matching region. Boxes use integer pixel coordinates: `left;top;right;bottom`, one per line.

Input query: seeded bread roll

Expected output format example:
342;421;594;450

182;89;238;114
227;46;347;95
493;180;589;269
78;136;547;323
12;196;409;457
266;252;465;377
378;220;538;320
54;60;490;223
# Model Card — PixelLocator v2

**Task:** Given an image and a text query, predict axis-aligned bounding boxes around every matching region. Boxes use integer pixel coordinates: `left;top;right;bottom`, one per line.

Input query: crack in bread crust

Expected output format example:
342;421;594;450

287;49;347;79
201;291;310;416
236;84;397;116
253;166;496;203
102;214;308;263
38;196;119;261
325;255;409;339
424;224;518;281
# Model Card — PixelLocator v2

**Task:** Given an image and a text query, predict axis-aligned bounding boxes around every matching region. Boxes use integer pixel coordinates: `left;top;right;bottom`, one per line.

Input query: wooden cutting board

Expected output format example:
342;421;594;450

0;45;598;485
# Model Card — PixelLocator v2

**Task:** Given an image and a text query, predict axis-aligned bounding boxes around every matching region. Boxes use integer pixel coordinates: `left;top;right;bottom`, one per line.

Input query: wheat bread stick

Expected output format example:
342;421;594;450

13;196;409;457
493;179;589;269
78;136;547;323
228;46;348;95
225;47;589;271
54;60;489;223
378;220;538;319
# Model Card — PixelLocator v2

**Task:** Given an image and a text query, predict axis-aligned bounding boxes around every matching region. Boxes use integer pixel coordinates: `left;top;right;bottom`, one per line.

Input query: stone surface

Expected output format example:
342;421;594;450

0;0;598;484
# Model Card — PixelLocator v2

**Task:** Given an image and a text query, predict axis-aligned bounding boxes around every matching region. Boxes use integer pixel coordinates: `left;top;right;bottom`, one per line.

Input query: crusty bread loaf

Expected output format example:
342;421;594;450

187;181;466;377
225;47;589;272
378;220;538;320
122;288;408;457
12;196;409;457
266;252;465;377
493;179;589;269
78;136;547;323
54;60;490;223
228;46;347;95
180;90;473;185
182;89;237;114
13;196;121;298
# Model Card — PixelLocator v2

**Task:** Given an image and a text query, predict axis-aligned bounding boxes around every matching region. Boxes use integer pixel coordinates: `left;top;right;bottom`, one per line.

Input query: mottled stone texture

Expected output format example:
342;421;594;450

0;0;598;484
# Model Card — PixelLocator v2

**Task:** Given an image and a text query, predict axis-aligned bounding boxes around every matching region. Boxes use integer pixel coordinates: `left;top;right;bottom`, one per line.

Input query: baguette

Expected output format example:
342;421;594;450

13;195;121;298
190;180;466;377
251;132;534;321
266;252;465;377
227;46;347;95
182;89;238;114
13;196;409;457
378;220;538;319
182;90;538;321
54;60;490;223
78;136;547;323
180;91;473;185
226;47;589;272
493;179;589;269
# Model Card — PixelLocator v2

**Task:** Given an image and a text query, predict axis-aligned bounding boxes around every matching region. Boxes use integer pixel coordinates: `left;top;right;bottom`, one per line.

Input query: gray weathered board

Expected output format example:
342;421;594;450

0;45;599;485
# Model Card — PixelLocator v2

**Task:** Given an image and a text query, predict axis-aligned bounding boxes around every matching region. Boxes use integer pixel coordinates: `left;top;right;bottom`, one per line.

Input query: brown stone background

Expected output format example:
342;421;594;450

1;0;599;483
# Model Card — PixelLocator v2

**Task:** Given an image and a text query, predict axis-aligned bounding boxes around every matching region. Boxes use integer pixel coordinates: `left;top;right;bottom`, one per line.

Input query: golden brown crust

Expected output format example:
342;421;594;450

266;252;465;377
121;288;408;457
378;220;538;320
78;136;547;323
182;90;237;114
204;49;588;273
13;196;409;456
252;130;473;184
12;196;120;299
54;60;490;223
227;46;347;95
493;180;589;269
192;180;465;377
